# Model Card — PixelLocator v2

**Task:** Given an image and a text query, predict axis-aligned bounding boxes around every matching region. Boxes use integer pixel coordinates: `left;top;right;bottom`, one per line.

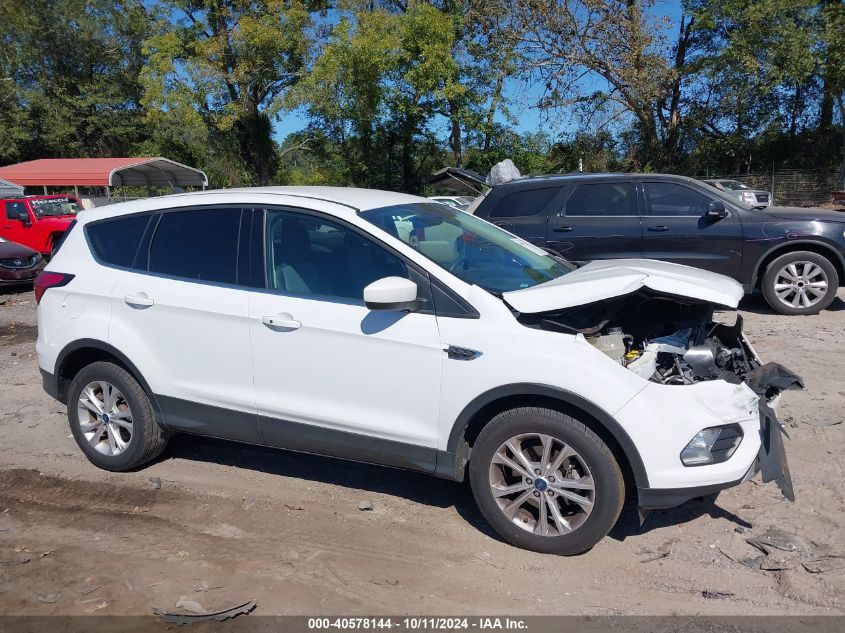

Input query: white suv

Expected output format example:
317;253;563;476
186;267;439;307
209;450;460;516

36;187;799;554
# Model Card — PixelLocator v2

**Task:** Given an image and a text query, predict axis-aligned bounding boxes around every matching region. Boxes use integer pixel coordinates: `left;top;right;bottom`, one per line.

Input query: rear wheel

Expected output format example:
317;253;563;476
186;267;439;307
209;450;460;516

469;407;624;555
67;361;168;471
761;251;838;315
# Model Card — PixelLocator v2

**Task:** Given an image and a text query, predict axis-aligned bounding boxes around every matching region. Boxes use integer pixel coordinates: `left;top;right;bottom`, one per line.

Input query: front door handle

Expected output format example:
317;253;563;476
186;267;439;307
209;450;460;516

553;226;574;233
124;294;154;308
648;225;670;232
261;314;301;330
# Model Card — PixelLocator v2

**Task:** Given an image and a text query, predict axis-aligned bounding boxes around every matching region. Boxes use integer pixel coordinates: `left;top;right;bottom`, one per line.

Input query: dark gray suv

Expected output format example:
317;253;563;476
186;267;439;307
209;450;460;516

473;173;845;315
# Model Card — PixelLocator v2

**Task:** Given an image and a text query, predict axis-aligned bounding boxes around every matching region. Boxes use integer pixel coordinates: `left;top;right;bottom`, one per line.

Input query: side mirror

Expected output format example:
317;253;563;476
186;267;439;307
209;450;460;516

363;276;419;311
704;201;728;220
16;211;31;226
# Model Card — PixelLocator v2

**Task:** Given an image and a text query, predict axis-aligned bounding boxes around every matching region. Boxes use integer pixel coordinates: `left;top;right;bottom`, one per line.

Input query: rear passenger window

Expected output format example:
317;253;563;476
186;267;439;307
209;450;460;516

566;183;632;216
488;188;559;218
87;214;151;268
149;208;241;284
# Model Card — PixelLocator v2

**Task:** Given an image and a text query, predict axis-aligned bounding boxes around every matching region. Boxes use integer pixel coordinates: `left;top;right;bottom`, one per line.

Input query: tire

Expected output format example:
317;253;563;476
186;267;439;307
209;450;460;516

468;407;624;555
67;361;168;471
761;251;839;315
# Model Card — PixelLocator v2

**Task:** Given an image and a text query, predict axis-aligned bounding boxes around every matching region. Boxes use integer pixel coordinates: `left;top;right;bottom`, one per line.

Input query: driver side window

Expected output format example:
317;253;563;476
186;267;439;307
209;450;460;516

5;202;27;221
644;182;712;216
265;210;408;302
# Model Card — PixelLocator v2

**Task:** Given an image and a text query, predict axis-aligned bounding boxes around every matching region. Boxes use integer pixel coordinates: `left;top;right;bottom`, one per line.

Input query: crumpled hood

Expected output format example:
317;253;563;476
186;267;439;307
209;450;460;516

502;259;744;313
760;206;845;223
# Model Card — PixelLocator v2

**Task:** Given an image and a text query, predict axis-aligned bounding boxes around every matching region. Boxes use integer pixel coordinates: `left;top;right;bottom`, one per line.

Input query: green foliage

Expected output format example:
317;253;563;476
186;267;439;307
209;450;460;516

140;0;322;185
0;0;151;162
681;0;844;173
0;0;842;188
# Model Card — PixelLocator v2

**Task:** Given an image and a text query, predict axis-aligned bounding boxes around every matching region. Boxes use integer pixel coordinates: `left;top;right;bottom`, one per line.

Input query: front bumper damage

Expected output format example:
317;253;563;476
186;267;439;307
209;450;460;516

757;393;795;502
639;363;802;512
516;286;804;515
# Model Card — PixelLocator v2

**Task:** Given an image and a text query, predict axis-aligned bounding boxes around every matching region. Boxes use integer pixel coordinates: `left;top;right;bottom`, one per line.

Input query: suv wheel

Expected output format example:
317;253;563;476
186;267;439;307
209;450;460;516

761;251;839;315
469;407;624;555
67;362;168;471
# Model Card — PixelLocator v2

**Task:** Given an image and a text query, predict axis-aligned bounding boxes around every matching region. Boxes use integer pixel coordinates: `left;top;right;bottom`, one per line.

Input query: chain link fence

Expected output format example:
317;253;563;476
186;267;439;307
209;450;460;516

707;167;845;207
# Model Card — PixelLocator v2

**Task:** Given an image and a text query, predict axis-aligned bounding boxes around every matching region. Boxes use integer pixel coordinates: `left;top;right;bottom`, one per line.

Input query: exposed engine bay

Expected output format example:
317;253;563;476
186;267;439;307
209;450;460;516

518;290;804;505
519;290;803;399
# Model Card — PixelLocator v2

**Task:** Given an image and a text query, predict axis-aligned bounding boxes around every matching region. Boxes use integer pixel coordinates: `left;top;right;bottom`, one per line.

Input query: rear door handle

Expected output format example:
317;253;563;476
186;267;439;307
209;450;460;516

123;294;154;308
648;225;669;232
261;314;301;330
553;226;573;233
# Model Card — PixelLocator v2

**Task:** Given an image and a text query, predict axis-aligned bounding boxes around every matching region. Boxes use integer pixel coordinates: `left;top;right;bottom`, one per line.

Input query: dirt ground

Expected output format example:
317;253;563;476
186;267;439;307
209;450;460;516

1;285;843;617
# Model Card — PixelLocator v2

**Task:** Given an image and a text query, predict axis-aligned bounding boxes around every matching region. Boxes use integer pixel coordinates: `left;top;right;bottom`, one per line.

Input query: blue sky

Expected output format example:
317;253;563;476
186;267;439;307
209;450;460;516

274;0;685;143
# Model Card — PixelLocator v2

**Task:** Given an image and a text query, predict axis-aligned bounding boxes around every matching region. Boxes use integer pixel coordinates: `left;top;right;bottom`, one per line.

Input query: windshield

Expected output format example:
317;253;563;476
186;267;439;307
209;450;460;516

719;180;749;191
30;197;80;217
360;203;574;293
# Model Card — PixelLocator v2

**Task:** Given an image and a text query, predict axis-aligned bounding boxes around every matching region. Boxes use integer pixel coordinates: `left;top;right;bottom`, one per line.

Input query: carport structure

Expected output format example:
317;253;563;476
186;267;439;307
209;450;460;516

0;157;208;200
0;177;24;198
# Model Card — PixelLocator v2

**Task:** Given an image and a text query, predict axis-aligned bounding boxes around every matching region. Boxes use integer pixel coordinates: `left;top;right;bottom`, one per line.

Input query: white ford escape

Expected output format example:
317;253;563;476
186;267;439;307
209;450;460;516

36;187;800;555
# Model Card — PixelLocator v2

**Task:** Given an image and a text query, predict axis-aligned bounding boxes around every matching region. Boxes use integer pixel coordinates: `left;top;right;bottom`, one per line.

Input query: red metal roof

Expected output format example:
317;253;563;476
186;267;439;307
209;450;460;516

0;157;207;187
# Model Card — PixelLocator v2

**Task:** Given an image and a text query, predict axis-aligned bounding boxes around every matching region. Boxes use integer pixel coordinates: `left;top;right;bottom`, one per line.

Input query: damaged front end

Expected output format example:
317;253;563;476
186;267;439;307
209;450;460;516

517;290;802;503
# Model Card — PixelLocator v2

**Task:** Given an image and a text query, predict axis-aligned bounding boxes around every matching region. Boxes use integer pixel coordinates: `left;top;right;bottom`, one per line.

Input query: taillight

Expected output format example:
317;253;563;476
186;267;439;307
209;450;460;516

34;272;74;304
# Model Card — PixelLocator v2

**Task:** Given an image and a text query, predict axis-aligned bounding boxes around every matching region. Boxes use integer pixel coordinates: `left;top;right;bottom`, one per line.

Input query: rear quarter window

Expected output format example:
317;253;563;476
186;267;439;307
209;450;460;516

86;214;152;268
486;187;560;218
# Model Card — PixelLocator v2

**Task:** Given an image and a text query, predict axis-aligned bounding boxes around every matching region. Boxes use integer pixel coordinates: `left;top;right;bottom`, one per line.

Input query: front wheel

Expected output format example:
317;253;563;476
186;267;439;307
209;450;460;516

761;251;839;315
469;407;624;555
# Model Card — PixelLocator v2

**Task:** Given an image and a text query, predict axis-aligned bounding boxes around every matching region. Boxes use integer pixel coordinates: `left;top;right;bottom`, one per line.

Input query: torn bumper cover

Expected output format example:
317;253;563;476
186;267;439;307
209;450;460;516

639;363;802;511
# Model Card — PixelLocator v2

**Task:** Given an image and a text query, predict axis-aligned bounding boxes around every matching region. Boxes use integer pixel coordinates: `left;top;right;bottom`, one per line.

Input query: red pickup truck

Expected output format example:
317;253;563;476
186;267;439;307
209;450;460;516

1;195;81;255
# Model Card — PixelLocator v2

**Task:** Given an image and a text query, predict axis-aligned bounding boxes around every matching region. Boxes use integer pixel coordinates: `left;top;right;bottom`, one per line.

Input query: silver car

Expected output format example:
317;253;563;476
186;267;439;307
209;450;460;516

702;179;771;207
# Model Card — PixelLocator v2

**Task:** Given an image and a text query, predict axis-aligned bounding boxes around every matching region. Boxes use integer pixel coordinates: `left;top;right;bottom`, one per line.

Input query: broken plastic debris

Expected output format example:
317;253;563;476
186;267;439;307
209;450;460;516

175;596;207;614
746;527;805;555
757;401;795;502
802;557;845;573
152;599;256;625
36;592;61;604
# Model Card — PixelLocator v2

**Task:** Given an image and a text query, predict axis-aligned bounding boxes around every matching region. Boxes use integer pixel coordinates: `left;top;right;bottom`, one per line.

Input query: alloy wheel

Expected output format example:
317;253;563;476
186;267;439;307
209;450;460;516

488;433;595;537
773;261;829;310
77;381;134;456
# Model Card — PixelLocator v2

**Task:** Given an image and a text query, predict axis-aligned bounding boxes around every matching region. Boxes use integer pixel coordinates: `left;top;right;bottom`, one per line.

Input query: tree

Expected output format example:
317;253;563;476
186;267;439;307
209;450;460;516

0;0;151;162
683;0;844;173
141;1;322;185
291;2;458;191
518;0;692;168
